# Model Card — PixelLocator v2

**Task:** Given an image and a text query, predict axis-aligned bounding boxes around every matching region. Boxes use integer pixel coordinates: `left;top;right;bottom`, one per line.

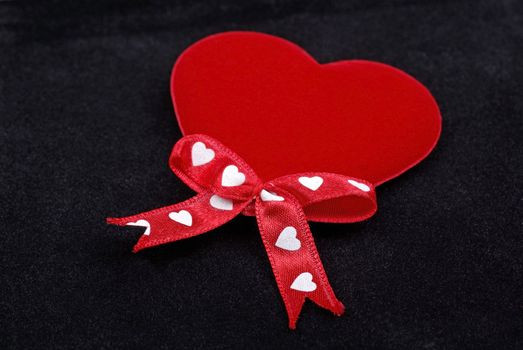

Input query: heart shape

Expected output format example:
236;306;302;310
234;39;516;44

260;189;284;202
209;194;233;211
275;226;301;251
168;210;193;226
290;272;317;292
298;176;323;191
221;165;246;187
172;32;441;185
126;219;151;236
348;179;371;192
191;141;215;166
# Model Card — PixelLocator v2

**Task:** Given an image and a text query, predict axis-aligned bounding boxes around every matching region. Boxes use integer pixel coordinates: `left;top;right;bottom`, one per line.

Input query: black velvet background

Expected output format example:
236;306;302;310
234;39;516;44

1;0;522;349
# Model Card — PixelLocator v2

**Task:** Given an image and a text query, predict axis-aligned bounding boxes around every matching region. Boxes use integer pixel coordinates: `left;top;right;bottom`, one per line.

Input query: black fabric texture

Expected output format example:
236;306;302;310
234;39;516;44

1;1;522;349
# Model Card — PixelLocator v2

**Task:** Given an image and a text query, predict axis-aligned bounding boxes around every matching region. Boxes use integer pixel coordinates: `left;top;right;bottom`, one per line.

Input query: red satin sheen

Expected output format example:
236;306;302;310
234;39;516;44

108;134;377;328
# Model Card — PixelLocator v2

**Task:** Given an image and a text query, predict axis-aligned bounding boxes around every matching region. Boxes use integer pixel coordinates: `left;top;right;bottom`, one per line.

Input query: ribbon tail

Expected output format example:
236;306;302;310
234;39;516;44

255;191;345;329
108;192;248;252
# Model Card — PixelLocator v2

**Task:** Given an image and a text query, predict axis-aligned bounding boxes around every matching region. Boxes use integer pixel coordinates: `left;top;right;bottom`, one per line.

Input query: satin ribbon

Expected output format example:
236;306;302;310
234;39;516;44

108;134;377;329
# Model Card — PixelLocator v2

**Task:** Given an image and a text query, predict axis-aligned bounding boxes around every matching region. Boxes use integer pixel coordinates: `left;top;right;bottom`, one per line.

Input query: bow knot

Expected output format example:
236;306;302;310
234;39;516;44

108;134;377;329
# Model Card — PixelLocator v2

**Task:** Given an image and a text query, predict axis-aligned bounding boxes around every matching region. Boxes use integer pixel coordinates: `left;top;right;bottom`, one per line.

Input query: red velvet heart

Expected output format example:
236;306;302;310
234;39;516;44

171;32;441;186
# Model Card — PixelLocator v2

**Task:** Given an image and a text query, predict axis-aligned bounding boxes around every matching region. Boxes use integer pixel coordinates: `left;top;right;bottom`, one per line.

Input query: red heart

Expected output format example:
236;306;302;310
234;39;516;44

171;32;441;186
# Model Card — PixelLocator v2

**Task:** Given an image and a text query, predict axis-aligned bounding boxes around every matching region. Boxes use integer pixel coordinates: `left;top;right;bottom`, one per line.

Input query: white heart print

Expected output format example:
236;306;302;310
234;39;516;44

168;210;193;226
126;219;151;236
209;195;233;211
260;189;284;202
298;176;323;191
290;272;317;292
348;179;371;192
191;142;215;166
275;226;301;251
221;165;246;187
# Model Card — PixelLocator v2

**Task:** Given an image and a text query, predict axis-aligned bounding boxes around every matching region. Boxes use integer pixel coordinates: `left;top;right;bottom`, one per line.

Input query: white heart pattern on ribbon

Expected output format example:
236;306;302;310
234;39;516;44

191;142;215;166
221;165;246;187
275;226;301;251
209;194;233;211
348;179;371;192
168;210;193;226
290;272;317;292
126;219;151;236
298;176;323;191
260;189;284;202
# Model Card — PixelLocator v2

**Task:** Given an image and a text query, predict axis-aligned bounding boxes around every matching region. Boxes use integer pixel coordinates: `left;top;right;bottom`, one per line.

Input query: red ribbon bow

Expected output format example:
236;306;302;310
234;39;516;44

108;134;377;328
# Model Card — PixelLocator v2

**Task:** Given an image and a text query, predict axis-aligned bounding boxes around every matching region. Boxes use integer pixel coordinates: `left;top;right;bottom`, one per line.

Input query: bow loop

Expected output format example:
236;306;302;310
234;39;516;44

108;134;378;328
169;134;262;201
271;173;377;223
